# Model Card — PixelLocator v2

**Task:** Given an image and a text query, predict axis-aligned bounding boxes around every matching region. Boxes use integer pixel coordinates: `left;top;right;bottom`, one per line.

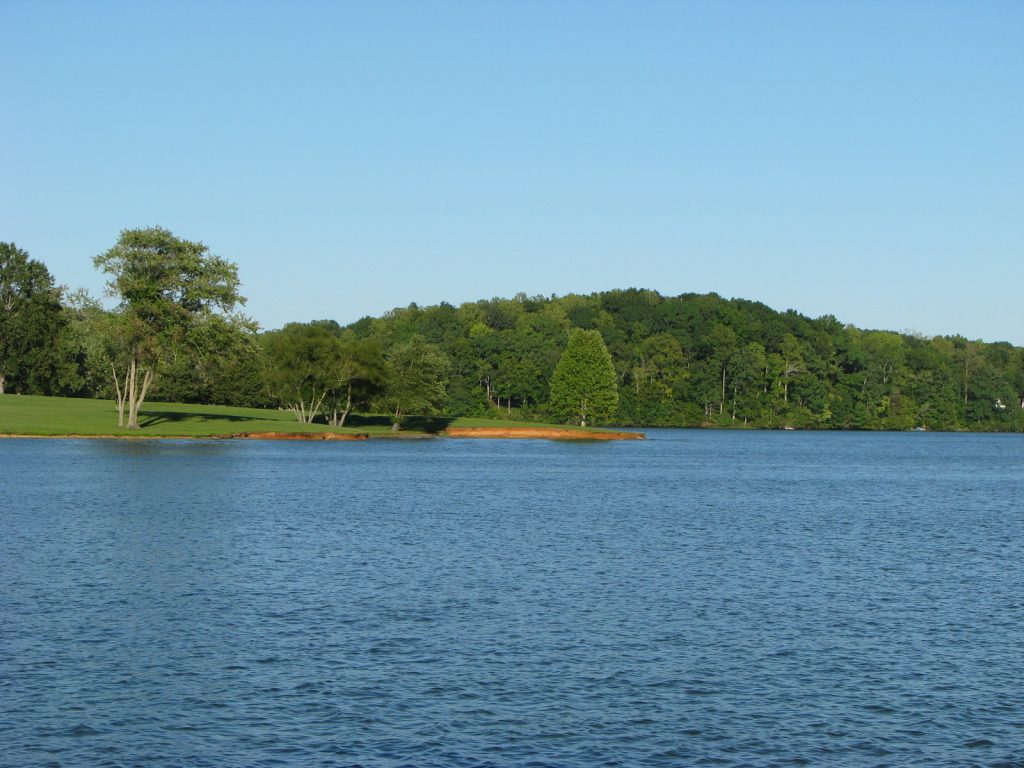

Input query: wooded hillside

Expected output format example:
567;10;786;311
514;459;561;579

337;289;1023;431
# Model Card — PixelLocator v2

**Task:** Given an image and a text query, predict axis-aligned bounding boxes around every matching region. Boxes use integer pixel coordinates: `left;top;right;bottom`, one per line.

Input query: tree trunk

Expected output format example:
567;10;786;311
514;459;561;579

339;384;353;427
720;366;726;414
0;372;5;395
290;389;328;424
111;363;127;427
329;387;353;427
127;367;152;429
309;390;327;423
126;359;137;428
115;358;153;430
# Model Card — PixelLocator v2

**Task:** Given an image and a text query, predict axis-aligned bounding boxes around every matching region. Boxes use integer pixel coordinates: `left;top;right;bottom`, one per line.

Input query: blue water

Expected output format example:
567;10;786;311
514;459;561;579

1;431;1022;767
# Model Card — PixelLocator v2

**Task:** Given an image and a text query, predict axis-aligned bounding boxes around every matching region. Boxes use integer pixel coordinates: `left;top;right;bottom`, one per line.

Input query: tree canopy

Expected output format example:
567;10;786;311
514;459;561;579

0;243;66;395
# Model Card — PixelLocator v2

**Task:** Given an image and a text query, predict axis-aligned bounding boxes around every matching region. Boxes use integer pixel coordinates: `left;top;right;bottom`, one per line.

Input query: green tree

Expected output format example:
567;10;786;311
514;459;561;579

93;227;244;428
0;243;67;395
160;313;264;407
1007;349;1024;410
327;338;387;426
705;323;737;416
729;342;768;424
56;289;116;398
775;333;806;405
261;322;343;423
549;329;618;426
620;333;687;425
379;335;449;431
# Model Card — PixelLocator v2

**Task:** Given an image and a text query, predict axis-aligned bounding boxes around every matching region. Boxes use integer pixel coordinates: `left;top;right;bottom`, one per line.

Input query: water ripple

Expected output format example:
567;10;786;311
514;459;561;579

1;432;1022;766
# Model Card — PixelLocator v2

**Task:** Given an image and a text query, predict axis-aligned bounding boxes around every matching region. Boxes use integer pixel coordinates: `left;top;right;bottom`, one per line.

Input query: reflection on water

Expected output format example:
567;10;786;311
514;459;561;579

2;432;1022;767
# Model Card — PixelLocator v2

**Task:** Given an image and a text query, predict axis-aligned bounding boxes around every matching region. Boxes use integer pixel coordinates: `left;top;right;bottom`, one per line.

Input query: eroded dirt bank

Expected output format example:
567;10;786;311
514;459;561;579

444;427;644;440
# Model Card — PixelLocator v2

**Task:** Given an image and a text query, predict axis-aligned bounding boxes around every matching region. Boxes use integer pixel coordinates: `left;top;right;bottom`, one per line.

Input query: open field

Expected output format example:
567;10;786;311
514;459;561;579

0;395;368;437
0;395;635;439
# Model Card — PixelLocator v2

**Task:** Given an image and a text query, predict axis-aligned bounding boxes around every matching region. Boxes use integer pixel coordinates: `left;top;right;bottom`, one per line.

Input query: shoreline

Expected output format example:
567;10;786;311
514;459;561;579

0;427;644;441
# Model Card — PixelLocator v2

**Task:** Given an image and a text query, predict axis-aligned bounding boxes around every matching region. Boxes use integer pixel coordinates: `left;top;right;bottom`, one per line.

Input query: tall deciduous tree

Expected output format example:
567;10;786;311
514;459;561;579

379;335;449;431
160;312;263;406
93;227;244;429
729;341;768;423
0;243;66;395
261;322;343;423
775;333;806;405
549;329;618;427
327;338;387;427
57;289;116;398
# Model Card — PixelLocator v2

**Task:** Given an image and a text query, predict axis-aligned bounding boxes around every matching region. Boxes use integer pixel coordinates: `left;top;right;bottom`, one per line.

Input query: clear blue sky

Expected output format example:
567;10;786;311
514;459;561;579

3;1;1022;343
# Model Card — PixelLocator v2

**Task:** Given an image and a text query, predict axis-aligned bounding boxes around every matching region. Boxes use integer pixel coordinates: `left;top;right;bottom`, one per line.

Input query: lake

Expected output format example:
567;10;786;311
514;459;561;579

1;431;1022;767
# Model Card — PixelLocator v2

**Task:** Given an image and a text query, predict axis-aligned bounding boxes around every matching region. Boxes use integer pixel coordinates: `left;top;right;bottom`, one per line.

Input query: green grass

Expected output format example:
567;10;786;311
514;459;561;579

0;395;380;437
448;416;607;431
0;395;604;438
344;413;599;433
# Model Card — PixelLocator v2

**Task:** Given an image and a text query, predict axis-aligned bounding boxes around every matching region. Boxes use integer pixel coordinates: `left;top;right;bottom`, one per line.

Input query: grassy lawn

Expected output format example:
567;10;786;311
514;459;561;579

345;413;598;433
0;395;601;438
449;416;601;430
0;395;379;437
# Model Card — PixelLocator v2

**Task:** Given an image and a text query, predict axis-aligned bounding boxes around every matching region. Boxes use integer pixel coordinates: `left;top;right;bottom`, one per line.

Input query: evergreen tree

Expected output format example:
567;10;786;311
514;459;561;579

549;329;618;426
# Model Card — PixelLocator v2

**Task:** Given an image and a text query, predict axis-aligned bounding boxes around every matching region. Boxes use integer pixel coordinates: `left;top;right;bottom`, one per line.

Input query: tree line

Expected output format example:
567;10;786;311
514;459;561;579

3;229;1023;431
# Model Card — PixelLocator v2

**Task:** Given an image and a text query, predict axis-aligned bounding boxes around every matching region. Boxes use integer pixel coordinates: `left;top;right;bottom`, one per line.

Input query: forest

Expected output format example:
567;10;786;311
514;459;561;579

3;230;1023;432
